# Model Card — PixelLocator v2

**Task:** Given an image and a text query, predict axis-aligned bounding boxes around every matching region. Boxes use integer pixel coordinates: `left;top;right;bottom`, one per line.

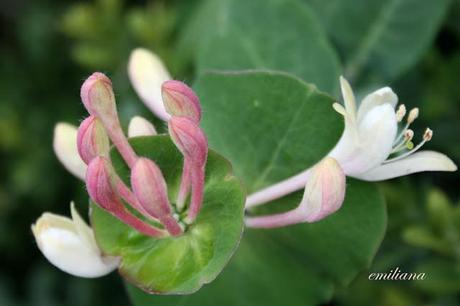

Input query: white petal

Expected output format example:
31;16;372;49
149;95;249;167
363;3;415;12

340;76;357;119
128;116;157;138
357;87;398;122
53;123;86;180
358;151;457;181
32;208;119;278
128;48;172;121
70;202;99;252
335;104;397;176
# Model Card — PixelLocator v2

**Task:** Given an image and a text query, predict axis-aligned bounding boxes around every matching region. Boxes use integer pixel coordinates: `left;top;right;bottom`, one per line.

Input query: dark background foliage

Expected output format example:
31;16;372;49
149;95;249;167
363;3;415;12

0;0;459;305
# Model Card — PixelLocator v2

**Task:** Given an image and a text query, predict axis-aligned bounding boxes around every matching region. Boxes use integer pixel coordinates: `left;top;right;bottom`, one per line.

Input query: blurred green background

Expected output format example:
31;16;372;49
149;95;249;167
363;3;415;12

0;0;459;305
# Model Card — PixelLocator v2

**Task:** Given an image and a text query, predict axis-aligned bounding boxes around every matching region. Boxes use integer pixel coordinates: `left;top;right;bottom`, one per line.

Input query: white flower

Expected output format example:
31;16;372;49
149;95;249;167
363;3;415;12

128;48;172;121
246;77;457;208
330;76;457;181
54;116;156;180
32;203;119;278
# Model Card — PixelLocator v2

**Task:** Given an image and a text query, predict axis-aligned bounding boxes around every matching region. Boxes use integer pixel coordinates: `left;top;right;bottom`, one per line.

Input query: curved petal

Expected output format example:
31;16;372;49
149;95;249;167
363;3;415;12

53;123;87;180
32;209;119;278
339;104;397;176
358;151;457;181
340;76;357;119
357;87;398;122
128;116;157;138
128;48;171;121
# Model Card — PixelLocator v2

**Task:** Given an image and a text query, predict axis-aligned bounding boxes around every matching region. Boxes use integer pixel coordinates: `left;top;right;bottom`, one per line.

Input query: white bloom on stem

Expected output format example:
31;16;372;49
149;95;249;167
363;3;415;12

128;48;172;121
32;202;119;278
53;123;87;180
53;116;156;180
330;76;456;180
246;76;457;208
128;116;157;137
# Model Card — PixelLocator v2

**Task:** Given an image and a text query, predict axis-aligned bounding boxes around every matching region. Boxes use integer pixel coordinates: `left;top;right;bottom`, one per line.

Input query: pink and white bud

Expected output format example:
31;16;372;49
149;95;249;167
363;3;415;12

162;80;201;122
168;116;208;166
77;116;110;164
86;157;165;237
80;72;137;168
296;157;346;222
131;158;182;236
80;73;117;120
245;158;346;228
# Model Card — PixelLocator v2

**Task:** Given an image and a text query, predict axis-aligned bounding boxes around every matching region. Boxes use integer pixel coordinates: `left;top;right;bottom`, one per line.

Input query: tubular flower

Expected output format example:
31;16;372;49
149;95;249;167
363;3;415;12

32;203;119;278
245;76;457;223
37;69;210;277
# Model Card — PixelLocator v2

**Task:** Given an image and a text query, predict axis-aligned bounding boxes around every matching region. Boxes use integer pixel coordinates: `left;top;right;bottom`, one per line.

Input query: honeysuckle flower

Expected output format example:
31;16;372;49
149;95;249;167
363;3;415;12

53;116;157;180
53;123;87;180
246;157;345;228
32;202;119;278
246;76;457;214
162;80;202;123
128;116;157;137
168;116;208;221
128;48;172;121
77;116;110;164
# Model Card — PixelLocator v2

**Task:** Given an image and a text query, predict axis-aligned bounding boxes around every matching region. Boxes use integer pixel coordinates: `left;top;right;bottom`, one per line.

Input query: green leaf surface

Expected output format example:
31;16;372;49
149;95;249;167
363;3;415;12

305;0;451;83
180;0;341;94
194;70;343;193
128;179;386;306
91;136;245;294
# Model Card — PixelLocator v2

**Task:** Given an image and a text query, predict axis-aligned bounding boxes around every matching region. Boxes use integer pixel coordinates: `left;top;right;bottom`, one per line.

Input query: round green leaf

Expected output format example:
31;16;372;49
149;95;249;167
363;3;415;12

128;179;386;306
90;136;245;294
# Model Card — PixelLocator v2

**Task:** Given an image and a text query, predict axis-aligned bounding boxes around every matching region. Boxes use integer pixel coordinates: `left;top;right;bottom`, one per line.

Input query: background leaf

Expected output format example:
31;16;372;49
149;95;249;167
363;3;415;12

305;0;451;84
180;0;341;94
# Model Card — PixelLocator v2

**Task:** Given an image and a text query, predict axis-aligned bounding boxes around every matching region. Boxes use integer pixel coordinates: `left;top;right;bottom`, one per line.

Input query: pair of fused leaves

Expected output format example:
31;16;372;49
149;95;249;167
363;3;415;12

91;70;386;305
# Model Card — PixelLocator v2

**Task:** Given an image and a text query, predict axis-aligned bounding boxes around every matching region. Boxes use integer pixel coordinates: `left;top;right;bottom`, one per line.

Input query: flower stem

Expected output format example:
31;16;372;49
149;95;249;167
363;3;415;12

245;208;304;228
245;169;311;208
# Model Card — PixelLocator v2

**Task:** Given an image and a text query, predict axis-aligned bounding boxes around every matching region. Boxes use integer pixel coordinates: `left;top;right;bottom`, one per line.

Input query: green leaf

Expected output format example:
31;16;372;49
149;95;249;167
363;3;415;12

194;70;343;192
305;0;451;83
91;136;245;294
180;0;341;94
128;179;386;306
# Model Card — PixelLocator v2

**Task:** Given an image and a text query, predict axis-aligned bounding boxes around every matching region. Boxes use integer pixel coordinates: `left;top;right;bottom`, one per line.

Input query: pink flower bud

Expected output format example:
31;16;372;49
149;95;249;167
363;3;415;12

168;116;208;167
86;157;166;238
131;158;182;236
77;116;110;164
80;73;116;120
245;158;346;228
162;80;201;123
80;72;137;168
298;157;346;223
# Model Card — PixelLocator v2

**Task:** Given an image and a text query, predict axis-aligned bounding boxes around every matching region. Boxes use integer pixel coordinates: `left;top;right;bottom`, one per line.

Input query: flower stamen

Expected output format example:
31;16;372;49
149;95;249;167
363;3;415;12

384;128;433;164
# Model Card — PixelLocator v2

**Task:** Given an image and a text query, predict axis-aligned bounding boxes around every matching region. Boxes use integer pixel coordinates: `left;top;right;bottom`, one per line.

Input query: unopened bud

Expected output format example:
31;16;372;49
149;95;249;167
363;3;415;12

423;128;433;141
77;116;110;164
407;107;419;123
127;116;157;138
299;157;346;223
168;116;208;166
86;157;166;237
81;73;137;168
85;157;119;212
131;158;171;218
131;158;182;235
162;80;201;123
396;104;406;122
80;73;117;120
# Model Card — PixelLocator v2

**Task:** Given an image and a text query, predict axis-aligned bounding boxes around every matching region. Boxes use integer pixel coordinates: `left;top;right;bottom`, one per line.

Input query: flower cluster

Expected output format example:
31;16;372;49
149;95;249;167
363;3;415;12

33;49;209;277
